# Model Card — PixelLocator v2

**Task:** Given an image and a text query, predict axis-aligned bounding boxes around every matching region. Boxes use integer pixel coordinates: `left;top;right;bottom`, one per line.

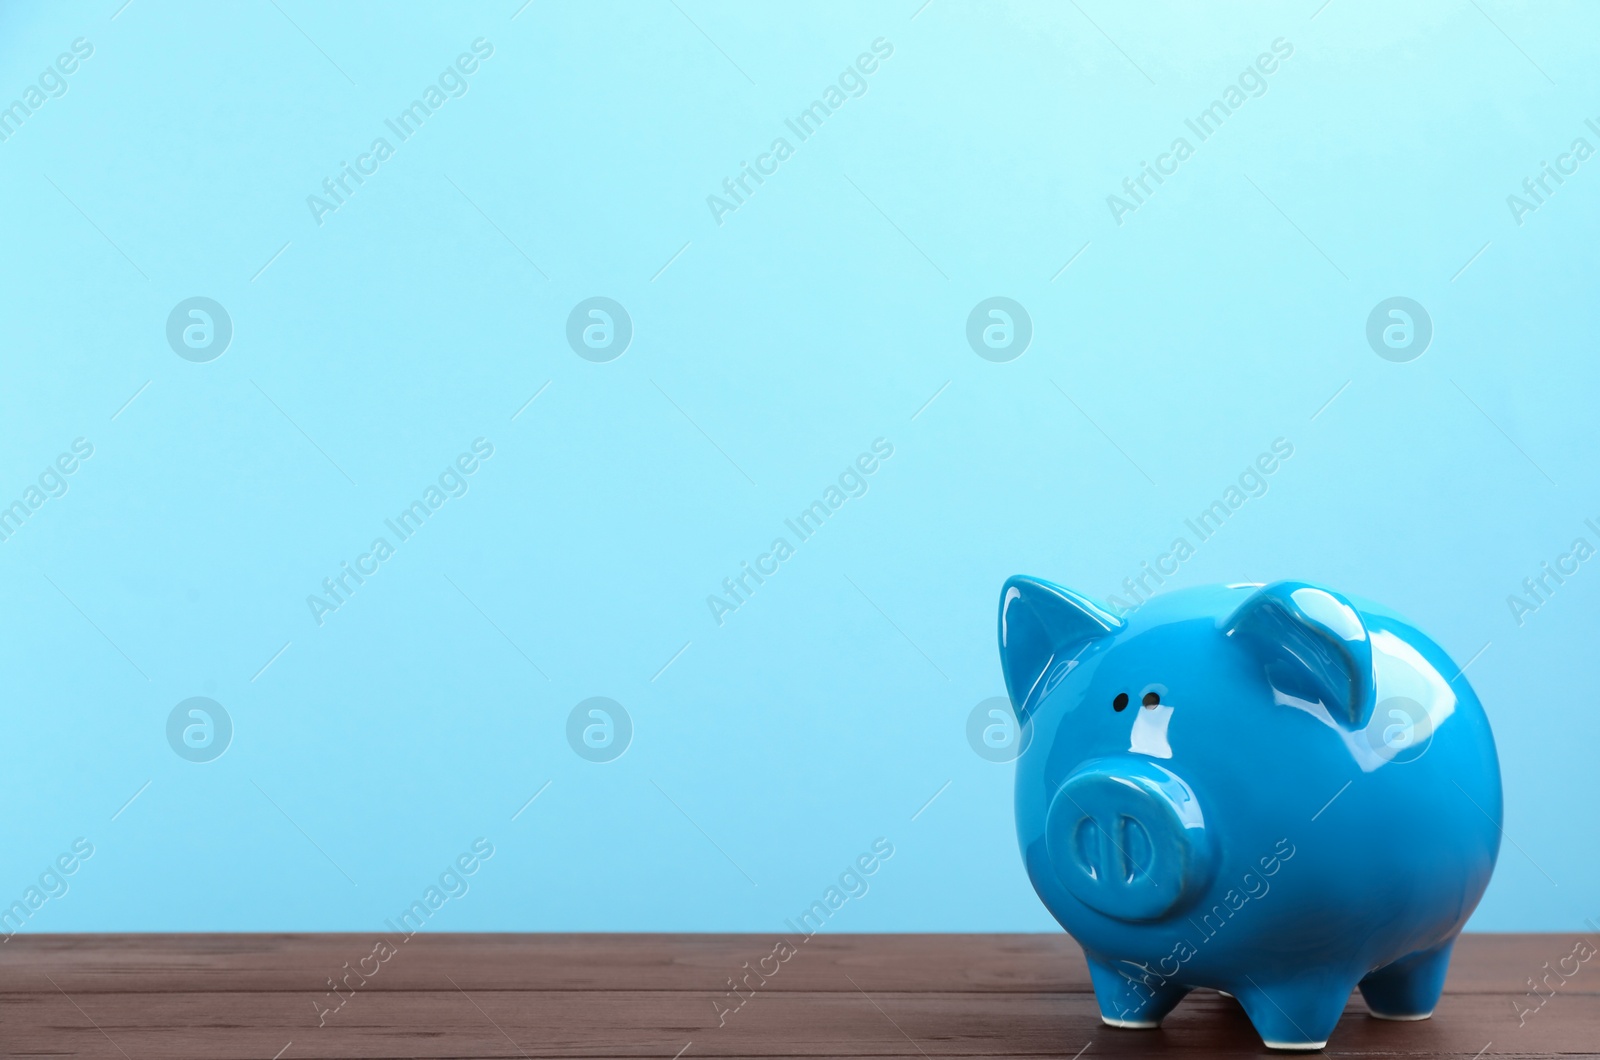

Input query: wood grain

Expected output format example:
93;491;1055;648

0;933;1592;1058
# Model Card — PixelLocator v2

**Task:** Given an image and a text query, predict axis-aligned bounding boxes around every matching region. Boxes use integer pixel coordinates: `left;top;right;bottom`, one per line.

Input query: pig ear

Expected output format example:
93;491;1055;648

1223;581;1375;730
998;576;1123;716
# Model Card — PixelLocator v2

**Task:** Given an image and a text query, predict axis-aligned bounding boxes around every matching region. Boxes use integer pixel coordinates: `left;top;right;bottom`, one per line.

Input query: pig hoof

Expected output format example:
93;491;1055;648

1235;975;1352;1052
1083;954;1190;1029
1359;939;1454;1023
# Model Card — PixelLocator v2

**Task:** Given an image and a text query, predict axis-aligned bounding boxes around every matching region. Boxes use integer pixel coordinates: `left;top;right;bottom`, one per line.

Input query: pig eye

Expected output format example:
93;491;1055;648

1113;692;1129;711
1142;692;1161;707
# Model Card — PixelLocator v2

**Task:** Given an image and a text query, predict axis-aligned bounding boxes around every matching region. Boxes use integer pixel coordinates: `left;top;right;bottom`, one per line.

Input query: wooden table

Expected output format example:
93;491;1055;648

1;933;1590;1057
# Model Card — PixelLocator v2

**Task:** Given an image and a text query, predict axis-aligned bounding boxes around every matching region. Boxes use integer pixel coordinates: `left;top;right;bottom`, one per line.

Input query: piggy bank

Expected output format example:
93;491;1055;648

997;577;1501;1050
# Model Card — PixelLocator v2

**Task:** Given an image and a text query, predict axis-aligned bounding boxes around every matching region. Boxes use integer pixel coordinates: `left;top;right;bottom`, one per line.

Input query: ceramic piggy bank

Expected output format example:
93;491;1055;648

997;577;1501;1050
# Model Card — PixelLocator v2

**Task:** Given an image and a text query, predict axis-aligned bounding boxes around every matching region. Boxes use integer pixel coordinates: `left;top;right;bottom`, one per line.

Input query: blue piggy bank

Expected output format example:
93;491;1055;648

997;577;1501;1050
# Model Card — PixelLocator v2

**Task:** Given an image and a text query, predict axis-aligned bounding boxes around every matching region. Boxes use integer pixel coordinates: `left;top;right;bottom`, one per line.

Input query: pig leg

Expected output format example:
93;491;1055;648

1359;938;1454;1020
1084;954;1190;1028
1233;970;1358;1050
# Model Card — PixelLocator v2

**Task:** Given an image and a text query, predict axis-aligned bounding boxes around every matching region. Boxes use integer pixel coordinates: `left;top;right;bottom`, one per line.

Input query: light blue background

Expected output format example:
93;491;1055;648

1;0;1596;934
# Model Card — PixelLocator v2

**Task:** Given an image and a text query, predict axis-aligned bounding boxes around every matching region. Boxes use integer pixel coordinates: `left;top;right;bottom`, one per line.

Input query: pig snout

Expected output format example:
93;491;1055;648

1045;757;1214;922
